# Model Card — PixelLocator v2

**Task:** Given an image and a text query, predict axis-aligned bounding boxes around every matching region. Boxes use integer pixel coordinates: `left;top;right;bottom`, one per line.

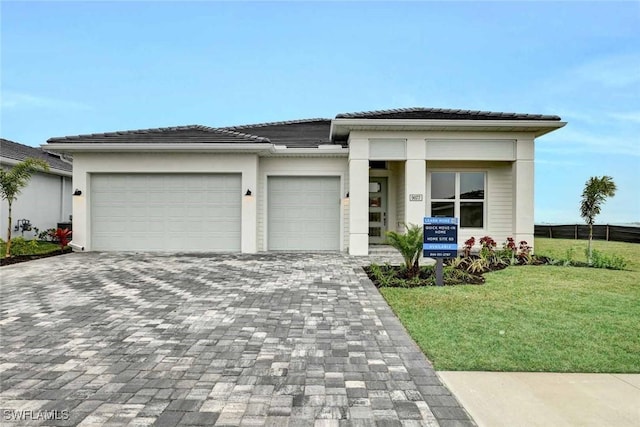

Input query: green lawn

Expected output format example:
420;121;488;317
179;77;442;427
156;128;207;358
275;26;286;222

535;237;640;271
380;238;640;372
0;240;61;256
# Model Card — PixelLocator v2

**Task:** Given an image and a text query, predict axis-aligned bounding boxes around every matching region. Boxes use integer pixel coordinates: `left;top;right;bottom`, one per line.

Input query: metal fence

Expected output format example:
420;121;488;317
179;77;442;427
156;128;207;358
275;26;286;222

534;224;640;244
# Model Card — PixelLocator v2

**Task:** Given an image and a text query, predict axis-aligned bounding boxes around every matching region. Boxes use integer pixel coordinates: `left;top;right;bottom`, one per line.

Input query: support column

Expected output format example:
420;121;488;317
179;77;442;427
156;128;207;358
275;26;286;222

513;138;535;250
405;138;427;228
348;136;370;255
404;159;427;227
241;155;258;253
349;159;369;255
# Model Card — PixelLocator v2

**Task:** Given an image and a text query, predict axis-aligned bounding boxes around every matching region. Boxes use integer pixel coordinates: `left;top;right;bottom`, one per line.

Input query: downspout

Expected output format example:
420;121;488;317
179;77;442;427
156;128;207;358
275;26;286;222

60;176;65;222
69;242;84;251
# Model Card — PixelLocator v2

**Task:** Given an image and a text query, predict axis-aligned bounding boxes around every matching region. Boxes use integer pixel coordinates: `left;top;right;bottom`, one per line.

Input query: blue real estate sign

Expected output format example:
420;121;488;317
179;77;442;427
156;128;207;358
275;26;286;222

423;217;458;258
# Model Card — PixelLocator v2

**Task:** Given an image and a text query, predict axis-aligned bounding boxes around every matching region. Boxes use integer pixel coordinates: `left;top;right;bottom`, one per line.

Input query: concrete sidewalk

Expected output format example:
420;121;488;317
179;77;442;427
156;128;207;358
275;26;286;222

438;371;640;427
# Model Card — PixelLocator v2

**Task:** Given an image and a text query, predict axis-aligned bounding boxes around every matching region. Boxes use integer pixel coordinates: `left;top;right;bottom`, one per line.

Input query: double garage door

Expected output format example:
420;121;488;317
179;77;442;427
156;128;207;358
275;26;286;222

91;174;341;252
91;174;241;251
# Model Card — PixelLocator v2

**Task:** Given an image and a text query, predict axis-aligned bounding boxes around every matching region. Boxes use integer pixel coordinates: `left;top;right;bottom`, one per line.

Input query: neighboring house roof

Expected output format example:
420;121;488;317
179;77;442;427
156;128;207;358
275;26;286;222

222;118;337;148
0;138;72;172
335;107;562;121
47;125;270;144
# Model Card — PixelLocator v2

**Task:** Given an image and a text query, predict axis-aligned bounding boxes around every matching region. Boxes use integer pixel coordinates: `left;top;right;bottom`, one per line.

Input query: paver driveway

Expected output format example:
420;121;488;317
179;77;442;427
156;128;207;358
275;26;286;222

1;253;473;427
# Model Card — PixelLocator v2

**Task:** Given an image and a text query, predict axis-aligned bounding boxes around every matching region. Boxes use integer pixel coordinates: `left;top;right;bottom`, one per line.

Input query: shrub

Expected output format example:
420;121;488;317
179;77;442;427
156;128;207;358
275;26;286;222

444;267;484;285
503;237;517;253
588;249;627;270
463;237;475;258
367;263;428;288
517;240;533;265
467;257;489;274
9;237;39;256
38;228;56;242
385;224;423;278
479;236;497;258
52;228;72;252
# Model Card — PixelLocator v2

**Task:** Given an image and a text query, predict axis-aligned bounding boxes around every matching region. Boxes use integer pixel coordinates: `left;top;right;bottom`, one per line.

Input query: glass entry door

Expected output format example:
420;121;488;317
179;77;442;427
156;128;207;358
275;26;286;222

369;178;388;244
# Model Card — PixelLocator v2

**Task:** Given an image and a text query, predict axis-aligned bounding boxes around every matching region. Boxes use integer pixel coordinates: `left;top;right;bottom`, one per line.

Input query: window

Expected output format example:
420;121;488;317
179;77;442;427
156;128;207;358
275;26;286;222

430;172;486;228
369;161;388;170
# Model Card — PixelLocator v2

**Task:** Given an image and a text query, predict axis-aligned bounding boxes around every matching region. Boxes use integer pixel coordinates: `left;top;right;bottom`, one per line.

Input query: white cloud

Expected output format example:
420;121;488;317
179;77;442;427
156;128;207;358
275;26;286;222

1;92;91;111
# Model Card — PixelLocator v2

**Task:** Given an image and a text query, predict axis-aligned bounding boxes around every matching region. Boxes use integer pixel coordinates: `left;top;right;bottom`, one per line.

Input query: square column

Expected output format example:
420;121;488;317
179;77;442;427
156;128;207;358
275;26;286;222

241;155;258;253
513;138;535;249
405;159;427;228
348;159;369;255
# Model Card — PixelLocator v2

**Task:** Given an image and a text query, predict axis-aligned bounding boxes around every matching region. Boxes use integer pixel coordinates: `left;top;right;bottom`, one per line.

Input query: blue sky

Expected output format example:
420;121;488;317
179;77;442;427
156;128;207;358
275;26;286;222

2;1;638;224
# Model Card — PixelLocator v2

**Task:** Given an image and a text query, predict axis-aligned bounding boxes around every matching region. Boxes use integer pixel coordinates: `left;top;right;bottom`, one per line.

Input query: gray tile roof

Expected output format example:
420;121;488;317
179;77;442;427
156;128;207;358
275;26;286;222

0;138;72;172
335;107;562;121
222;119;340;148
47;125;271;144
43;108;562;148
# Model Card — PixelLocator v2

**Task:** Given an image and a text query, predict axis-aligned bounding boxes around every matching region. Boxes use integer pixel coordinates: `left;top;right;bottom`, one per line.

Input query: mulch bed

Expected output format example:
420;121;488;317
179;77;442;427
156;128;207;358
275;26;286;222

365;255;555;287
1;247;73;266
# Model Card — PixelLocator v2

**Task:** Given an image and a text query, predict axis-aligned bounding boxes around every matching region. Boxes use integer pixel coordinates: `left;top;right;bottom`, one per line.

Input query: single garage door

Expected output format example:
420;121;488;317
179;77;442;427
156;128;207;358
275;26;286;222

268;176;340;250
91;174;241;251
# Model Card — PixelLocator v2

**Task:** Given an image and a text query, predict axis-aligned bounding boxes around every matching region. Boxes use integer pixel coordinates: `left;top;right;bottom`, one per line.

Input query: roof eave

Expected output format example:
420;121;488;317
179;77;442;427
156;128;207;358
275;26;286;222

0;156;72;176
267;146;349;156
42;143;275;154
330;119;567;140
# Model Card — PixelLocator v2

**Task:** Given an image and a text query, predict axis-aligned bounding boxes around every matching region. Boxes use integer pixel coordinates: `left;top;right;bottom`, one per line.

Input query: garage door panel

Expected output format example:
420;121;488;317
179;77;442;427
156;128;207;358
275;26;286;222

91;174;241;251
268;176;340;251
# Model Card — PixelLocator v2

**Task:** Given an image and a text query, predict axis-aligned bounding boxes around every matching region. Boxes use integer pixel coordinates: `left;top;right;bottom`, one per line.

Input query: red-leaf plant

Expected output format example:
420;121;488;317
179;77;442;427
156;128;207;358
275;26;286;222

480;236;498;256
54;228;72;252
503;237;517;255
462;237;476;258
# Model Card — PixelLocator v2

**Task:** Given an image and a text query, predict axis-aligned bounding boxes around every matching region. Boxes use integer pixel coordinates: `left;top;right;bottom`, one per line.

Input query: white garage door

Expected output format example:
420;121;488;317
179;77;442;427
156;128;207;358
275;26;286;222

91;174;241;251
268;176;340;250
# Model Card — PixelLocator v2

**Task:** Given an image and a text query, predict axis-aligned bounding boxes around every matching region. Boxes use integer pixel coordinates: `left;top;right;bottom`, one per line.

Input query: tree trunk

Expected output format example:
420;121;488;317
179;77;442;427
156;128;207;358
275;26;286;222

5;202;12;258
587;223;593;265
409;258;420;279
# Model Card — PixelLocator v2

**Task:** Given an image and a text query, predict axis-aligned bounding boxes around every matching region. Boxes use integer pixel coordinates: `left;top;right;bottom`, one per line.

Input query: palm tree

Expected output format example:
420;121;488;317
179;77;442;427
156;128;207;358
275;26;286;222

1;158;50;257
385;224;423;278
580;176;617;264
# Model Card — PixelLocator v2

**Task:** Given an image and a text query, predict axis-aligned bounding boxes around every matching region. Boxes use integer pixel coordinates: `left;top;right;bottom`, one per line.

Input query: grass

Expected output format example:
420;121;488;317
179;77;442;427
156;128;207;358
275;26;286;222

380;238;640;372
535;237;640;271
0;240;61;256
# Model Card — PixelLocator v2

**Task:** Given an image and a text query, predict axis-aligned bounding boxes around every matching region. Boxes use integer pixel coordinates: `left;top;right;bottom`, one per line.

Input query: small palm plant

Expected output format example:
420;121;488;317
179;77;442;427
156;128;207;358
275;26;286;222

385;224;423;278
580;176;617;265
0;158;49;257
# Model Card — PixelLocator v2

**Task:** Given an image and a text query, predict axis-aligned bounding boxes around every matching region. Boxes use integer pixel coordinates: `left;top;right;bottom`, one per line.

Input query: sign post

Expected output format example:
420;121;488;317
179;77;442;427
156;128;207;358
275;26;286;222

423;217;458;286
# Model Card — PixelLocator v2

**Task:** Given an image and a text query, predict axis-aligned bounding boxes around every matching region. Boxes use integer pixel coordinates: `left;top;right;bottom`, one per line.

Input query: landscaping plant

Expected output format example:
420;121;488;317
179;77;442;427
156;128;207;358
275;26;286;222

0;158;49;257
53;228;72;252
385;224;423;278
580;175;617;265
462;237;475;258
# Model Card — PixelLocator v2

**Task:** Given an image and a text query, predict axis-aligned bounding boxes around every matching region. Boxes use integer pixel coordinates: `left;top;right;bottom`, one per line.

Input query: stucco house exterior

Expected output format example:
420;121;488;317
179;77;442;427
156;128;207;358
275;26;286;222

1;138;73;239
43;107;565;255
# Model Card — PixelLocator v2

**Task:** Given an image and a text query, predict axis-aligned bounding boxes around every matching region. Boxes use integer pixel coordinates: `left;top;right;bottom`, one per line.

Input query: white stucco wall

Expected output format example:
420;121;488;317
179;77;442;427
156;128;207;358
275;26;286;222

426;161;514;247
60;127;541;255
70;152;259;252
0;166;72;240
257;156;349;251
347;130;538;254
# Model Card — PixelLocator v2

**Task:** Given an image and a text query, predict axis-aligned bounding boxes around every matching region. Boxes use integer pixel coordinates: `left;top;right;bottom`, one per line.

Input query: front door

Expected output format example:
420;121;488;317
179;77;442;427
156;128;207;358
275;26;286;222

369;178;388;244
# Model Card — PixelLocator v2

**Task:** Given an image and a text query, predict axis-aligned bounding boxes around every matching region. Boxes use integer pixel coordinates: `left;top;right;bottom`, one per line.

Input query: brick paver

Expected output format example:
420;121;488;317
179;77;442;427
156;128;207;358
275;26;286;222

0;253;474;426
